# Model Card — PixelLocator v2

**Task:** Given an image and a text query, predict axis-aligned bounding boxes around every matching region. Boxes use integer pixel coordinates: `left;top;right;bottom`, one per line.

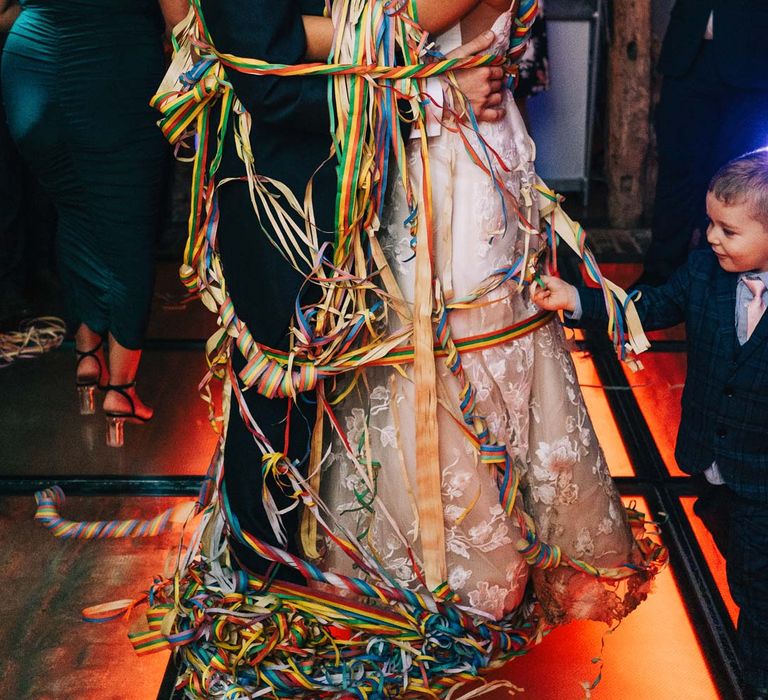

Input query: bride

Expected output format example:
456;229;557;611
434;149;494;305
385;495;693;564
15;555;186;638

312;0;656;625
142;0;665;696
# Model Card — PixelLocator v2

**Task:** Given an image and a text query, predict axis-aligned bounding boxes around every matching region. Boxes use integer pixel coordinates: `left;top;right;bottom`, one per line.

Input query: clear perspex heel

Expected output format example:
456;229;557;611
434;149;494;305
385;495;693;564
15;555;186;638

77;384;96;415
105;415;125;448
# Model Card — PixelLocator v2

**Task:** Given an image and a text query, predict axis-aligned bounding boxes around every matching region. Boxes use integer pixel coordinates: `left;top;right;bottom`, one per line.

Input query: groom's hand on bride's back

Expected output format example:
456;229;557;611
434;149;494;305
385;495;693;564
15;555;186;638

447;30;505;123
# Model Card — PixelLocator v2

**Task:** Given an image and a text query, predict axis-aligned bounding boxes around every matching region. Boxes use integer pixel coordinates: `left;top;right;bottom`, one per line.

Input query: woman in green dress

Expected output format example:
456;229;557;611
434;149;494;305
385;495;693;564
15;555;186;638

0;0;186;444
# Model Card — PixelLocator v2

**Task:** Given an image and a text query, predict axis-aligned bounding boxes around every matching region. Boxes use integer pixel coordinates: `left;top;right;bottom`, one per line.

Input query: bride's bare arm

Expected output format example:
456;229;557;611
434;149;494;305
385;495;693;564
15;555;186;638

418;0;518;33
300;3;512;122
302;15;335;61
302;0;520;59
416;0;487;35
482;0;519;10
157;0;191;32
302;1;484;58
460;0;519;44
0;0;19;32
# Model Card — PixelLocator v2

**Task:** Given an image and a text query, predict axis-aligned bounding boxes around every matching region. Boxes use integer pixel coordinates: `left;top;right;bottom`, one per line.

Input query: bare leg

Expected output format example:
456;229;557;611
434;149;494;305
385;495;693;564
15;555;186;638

74;323;108;384
103;333;153;420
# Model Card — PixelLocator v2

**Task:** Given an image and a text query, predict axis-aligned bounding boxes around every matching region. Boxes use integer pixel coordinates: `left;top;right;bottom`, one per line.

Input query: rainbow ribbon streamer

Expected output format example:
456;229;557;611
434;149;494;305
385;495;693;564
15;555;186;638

32;2;666;697
33;486;193;539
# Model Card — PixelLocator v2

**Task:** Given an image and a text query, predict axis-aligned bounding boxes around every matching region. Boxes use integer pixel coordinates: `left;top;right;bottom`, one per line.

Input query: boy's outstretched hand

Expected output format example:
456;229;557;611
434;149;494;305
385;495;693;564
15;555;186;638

531;275;579;313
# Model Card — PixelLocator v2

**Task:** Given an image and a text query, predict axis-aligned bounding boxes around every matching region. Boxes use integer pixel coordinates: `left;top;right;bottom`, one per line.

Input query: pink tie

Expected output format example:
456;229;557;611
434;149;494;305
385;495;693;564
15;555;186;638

744;277;767;339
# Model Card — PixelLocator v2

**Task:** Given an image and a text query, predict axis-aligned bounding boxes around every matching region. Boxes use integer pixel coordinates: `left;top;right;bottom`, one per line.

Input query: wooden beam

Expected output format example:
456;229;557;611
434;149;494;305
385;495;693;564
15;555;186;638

607;0;652;227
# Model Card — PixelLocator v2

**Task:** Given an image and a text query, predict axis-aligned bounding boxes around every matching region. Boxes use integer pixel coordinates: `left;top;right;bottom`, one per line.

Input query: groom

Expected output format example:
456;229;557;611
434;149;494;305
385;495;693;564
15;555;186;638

200;0;510;583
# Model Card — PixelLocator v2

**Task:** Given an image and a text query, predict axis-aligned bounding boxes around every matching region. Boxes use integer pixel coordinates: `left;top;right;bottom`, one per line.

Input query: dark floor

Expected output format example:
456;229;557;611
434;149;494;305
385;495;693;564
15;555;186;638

0;247;741;699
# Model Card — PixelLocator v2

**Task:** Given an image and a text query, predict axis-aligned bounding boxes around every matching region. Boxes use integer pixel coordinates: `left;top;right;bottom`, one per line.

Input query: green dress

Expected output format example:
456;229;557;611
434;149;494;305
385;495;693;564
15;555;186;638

1;0;169;348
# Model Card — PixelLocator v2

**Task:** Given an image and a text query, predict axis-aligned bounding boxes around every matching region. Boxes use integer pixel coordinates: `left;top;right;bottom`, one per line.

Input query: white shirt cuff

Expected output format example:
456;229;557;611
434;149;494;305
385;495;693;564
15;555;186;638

564;292;583;321
704;462;725;486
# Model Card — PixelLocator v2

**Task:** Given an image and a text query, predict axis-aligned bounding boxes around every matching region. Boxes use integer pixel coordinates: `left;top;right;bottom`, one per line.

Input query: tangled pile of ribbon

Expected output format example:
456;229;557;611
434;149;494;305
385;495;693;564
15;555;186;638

32;1;668;697
0;316;66;368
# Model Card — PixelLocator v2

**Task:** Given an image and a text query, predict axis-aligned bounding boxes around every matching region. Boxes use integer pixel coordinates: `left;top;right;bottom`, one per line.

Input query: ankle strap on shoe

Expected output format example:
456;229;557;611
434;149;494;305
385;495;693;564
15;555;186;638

105;382;137;416
75;339;104;359
106;382;137;391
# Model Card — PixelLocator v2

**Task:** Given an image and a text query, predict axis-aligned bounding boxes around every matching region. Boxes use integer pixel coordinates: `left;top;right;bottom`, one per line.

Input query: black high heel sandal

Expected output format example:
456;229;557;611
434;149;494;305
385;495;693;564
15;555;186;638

104;382;152;447
75;340;107;415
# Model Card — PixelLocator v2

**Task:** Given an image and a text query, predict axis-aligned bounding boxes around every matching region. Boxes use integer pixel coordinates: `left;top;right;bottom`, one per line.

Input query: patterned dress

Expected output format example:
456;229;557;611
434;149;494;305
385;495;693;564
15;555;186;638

320;6;651;624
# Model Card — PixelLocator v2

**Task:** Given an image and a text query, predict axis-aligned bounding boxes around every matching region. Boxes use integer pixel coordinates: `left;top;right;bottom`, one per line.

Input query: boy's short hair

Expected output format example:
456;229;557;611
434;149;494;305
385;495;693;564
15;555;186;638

709;148;768;227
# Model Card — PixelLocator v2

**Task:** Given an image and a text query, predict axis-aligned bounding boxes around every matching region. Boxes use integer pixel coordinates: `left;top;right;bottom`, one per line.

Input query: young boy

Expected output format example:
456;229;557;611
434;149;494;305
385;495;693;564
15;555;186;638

532;149;768;700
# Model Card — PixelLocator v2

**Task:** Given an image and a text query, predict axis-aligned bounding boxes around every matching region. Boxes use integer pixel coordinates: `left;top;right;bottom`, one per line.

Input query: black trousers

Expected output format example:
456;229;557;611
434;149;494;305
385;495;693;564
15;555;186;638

223;347;314;585
216;180;330;586
727;492;768;689
646;41;768;281
695;482;768;688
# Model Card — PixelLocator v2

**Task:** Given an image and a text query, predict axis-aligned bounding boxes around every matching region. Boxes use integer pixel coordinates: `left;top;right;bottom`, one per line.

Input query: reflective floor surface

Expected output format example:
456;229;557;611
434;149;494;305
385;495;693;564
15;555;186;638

0;261;740;699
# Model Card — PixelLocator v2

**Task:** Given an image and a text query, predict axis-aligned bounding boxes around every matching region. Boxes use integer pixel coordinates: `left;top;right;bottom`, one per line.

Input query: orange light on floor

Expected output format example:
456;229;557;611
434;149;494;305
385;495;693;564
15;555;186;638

623;351;688;477
680;496;739;626
153;365;222;477
486;497;721;699
592;262;644;289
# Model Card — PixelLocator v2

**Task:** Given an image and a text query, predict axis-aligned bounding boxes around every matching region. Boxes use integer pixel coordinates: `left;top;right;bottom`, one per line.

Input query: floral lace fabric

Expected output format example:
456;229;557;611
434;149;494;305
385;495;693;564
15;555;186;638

319;8;651;624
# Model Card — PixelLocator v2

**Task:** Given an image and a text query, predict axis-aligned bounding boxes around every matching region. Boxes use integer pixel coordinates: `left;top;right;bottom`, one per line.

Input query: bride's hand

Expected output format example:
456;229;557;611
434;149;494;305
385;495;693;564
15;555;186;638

447;30;506;123
531;275;578;313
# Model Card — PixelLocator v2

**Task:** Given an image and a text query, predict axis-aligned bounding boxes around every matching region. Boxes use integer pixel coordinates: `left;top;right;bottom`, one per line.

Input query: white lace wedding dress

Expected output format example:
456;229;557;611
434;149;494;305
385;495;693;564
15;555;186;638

319;6;652;624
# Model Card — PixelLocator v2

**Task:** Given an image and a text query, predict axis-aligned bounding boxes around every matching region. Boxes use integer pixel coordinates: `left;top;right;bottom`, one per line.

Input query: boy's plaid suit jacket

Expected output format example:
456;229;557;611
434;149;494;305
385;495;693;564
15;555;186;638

577;249;768;503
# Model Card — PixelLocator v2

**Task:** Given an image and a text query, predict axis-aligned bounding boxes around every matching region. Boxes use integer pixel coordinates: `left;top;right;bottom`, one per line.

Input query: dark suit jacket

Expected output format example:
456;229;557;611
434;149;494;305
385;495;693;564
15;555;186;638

199;1;337;571
577;249;768;503
200;0;337;350
658;0;768;89
199;0;413;351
